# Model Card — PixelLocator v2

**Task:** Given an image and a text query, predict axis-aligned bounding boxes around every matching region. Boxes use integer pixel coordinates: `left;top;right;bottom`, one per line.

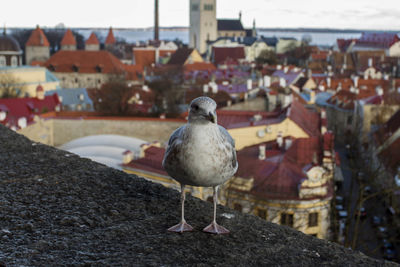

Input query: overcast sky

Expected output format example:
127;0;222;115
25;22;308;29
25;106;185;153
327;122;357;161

4;0;400;30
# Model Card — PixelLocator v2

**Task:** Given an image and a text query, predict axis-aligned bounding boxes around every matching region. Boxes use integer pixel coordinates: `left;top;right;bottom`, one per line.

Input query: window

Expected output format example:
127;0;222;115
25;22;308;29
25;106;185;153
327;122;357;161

11;56;18;66
308;212;319;227
347;115;353;125
280;213;293;227
233;203;242;212
74;78;78;83
204;4;213;11
256;208;267;219
191;4;199;11
0;56;6;67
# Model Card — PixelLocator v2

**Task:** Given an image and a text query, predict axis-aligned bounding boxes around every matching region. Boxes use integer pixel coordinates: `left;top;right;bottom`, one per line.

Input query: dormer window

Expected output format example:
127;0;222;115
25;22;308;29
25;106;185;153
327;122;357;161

48;64;56;71
72;64;79;72
95;65;103;73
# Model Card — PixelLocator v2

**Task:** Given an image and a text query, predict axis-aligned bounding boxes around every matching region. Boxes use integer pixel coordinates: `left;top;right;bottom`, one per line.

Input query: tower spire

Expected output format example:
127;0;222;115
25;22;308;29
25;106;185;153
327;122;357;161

154;0;159;41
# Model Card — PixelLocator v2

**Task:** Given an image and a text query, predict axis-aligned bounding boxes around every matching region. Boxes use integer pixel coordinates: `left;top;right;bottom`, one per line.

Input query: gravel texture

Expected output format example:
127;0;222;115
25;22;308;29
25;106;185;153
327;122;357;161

0;124;397;266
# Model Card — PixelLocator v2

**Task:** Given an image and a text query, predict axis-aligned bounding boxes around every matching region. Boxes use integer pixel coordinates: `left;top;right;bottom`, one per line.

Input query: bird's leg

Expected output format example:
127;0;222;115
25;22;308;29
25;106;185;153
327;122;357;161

203;185;230;234
168;184;194;233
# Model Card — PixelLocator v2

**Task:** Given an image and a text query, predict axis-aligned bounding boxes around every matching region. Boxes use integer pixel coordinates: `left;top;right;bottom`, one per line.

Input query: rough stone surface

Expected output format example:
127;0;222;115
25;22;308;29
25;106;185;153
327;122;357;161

0;124;397;266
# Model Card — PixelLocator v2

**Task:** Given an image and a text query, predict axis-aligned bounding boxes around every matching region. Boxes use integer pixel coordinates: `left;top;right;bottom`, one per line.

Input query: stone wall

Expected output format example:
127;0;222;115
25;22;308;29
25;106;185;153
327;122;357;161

52;118;184;147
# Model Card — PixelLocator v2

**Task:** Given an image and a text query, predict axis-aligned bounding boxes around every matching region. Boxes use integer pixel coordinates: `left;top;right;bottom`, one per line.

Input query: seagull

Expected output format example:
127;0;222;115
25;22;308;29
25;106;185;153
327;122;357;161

162;97;238;234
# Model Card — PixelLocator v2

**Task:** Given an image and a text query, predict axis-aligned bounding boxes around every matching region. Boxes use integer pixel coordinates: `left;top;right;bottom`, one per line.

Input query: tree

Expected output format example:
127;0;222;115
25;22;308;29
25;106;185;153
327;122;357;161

93;81;133;116
0;73;25;98
255;49;279;65
146;66;185;117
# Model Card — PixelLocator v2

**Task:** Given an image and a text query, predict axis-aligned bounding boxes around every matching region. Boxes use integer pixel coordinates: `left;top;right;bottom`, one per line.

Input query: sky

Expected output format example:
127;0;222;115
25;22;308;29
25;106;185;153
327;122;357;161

4;0;400;30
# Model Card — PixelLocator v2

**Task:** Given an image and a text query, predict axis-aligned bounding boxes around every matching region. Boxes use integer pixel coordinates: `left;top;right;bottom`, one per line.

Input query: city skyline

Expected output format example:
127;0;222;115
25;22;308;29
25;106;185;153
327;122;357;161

3;0;400;31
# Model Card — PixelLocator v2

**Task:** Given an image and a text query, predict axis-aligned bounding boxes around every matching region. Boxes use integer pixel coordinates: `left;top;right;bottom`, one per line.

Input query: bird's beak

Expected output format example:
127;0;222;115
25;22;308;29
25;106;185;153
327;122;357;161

208;111;217;124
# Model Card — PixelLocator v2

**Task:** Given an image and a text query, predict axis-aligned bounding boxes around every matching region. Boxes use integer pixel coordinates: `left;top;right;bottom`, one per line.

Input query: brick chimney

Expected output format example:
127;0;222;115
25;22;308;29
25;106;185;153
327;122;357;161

258;145;266;160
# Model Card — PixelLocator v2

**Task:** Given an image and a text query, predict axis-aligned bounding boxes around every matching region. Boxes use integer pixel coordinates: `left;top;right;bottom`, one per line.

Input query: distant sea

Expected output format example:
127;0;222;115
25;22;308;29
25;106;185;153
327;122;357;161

76;28;367;47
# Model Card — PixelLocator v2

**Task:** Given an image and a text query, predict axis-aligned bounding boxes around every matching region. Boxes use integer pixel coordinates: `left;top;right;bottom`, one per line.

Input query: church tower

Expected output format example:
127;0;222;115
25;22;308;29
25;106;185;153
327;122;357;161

189;0;217;54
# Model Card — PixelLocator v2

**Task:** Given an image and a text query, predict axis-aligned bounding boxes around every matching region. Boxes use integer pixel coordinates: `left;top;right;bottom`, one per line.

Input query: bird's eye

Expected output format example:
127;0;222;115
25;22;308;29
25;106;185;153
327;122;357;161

192;104;199;110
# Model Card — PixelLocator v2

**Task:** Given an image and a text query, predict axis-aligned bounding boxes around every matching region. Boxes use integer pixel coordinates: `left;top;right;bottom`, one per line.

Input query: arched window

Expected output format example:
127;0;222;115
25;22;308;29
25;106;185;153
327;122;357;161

11;56;18;66
0;56;6;67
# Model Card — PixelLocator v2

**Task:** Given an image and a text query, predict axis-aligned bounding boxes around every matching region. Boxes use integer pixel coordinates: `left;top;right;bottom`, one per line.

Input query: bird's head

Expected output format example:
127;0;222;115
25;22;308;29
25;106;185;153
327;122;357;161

188;97;217;124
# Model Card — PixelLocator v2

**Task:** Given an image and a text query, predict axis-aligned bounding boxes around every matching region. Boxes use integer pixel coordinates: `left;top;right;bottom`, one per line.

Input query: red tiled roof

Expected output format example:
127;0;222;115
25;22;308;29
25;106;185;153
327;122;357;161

374;109;400;145
86;32;100;45
105;27;116;45
288;100;320;137
123;64;144;81
123;146;168;176
133;49;156;68
60;29;76;46
26;26;50;47
235;137;331;200
184;62;216;72
45;50;127;74
0;94;60;129
212;47;245;65
216;109;283;129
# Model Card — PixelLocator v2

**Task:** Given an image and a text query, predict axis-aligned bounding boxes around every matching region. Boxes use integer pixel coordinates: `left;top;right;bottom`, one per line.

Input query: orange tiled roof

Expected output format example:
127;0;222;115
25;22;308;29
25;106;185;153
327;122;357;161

123;64;144;81
26;26;50;47
133;49;156;68
105;27;116;45
184;62;216;72
60;29;76;46
86;32;100;45
45;50;126;74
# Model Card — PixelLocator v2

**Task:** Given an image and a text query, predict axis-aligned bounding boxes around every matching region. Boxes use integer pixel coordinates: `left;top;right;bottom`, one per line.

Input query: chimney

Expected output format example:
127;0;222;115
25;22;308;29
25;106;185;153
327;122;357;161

285;138;292;150
353;76;359;88
247;79;252;90
203;84;209;93
277;133;283;148
123;150;134;164
154;0;159;41
368;58;373;67
376;86;384;96
258;145;266;160
284;66;289;73
312;152;318;166
239;11;242;21
326;77;331;88
279;77;286;87
264;76;271;87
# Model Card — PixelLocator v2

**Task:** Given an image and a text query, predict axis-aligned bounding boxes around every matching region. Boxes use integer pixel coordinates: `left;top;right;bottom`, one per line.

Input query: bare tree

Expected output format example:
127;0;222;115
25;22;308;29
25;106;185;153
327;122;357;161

0;73;25;98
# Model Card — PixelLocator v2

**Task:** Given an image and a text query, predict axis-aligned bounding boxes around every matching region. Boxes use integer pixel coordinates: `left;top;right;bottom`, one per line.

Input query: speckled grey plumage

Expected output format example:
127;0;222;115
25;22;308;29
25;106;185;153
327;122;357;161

162;97;238;187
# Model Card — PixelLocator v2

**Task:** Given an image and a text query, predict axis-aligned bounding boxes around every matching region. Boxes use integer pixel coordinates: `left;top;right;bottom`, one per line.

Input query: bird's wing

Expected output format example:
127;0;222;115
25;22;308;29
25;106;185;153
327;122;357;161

162;125;186;168
218;125;238;171
218;125;235;148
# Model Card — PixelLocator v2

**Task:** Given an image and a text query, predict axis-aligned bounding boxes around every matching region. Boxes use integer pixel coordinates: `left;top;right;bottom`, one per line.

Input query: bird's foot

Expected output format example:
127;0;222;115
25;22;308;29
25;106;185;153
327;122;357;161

203;221;230;234
168;221;194;233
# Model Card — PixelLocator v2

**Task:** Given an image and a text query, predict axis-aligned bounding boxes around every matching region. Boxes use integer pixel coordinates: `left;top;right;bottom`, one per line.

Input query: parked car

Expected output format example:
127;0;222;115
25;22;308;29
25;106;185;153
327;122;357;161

363;186;372;197
383;248;396;260
336;204;344;211
377;226;389;239
372;215;385;227
336;196;344;205
355;206;367;219
338;210;348;219
382;239;394;251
